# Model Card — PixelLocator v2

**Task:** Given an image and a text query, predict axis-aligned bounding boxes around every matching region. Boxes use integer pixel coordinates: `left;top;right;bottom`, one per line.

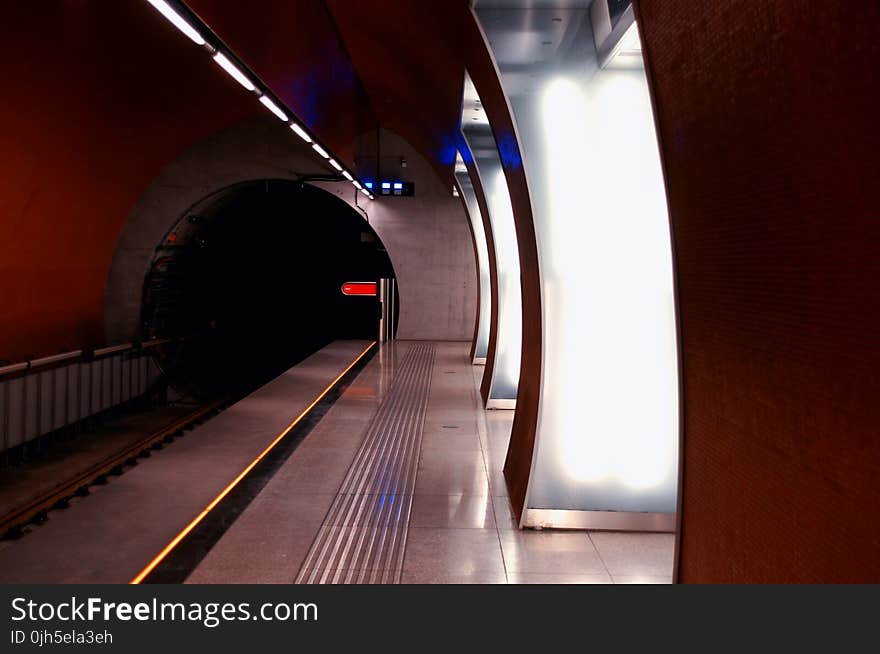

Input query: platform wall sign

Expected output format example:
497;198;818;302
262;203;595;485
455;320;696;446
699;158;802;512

341;282;377;296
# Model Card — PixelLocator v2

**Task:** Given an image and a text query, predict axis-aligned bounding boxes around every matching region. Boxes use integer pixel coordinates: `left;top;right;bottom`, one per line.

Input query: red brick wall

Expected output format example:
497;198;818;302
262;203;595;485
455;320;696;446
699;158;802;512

636;1;880;582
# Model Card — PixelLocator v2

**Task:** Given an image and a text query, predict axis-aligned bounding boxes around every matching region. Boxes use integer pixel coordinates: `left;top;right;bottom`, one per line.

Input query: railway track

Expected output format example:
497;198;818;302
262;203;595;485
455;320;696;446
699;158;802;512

0;398;229;540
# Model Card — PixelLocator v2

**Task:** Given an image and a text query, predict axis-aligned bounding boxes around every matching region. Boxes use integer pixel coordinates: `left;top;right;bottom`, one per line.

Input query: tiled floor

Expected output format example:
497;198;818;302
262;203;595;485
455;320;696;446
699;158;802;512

189;340;674;584
399;342;674;584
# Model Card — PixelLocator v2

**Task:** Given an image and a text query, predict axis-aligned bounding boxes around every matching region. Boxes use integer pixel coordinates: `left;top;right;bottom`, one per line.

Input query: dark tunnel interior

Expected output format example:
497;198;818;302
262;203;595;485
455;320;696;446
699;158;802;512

141;180;395;398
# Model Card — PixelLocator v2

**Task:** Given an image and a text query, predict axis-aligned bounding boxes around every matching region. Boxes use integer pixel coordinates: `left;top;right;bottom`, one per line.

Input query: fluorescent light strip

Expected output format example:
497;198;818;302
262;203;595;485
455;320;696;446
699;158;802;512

259;96;288;122
146;0;205;45
290;123;312;143
212;52;255;91
130;342;377;584
353;181;363;190
145;0;357;192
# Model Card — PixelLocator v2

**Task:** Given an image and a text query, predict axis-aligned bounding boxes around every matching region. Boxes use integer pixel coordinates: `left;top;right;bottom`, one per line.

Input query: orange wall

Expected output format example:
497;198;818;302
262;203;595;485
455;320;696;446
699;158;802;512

0;2;376;362
0;3;255;360
638;1;880;581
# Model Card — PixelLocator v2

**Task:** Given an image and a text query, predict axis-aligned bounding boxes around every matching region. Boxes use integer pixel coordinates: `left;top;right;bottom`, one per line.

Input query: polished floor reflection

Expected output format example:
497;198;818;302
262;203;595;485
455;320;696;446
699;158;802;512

403;343;673;584
188;341;674;584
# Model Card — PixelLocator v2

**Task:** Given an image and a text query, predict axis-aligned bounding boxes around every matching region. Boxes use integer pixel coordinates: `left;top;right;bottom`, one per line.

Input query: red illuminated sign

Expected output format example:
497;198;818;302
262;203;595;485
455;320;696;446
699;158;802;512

341;282;377;296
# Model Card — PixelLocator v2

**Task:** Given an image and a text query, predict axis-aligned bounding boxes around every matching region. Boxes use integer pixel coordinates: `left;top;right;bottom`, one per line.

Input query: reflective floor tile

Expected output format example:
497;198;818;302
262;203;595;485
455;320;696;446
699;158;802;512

499;530;606;575
508;572;612;584
403;527;505;575
410;494;495;529
589;532;675;578
612;575;672;584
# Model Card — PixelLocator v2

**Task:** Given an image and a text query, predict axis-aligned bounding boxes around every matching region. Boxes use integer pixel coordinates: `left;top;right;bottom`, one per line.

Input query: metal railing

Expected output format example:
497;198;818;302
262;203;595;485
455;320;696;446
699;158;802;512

0;339;173;456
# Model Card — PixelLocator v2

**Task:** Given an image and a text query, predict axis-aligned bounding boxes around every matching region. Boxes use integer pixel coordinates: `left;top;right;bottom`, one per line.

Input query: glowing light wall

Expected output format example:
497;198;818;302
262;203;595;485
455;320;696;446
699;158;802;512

483;163;521;402
461;75;521;405
528;67;678;516
455;151;491;363
476;6;678;524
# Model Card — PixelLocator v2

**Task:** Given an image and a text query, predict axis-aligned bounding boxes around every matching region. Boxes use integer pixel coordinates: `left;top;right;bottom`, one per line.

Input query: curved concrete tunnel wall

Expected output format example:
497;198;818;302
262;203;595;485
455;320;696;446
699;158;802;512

106;117;476;344
341;129;477;342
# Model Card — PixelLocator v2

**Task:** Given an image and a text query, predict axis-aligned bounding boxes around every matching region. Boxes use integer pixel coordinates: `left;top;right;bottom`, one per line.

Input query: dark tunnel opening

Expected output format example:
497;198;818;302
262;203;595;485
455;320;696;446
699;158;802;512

141;180;395;398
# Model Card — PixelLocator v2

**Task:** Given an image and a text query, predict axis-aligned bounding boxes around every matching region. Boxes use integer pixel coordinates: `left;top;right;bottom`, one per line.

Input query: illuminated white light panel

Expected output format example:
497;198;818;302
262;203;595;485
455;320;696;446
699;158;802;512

259;96;288;122
470;27;679;517
485;166;521;400
212;52;255;91
461;76;520;404
146;0;205;45
454;153;491;362
290;123;313;143
312;143;329;158
524;70;678;513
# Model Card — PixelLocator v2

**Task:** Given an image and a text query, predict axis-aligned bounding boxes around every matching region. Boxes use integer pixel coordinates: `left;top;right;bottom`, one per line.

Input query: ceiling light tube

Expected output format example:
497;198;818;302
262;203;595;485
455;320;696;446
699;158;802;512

342;171;353;181
145;0;206;45
328;159;343;171
312;143;329;158
353;181;363;190
290;122;312;143
259;96;288;121
212;52;255;91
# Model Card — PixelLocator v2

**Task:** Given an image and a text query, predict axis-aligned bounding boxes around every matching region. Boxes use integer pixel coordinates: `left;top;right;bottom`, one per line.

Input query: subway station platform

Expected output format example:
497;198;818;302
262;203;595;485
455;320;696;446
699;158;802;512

0;341;672;585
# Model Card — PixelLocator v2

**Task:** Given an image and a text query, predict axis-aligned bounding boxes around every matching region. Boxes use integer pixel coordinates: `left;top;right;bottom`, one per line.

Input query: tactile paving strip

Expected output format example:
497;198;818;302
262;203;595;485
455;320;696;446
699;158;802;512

295;344;434;584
